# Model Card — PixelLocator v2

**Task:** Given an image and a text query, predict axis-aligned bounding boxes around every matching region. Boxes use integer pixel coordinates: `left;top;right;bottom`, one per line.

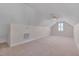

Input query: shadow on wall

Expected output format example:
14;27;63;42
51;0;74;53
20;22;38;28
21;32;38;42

50;21;73;38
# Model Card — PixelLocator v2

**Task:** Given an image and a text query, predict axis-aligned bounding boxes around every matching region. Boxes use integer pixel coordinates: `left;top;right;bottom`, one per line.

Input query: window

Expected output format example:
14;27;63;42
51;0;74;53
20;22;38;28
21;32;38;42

58;22;64;32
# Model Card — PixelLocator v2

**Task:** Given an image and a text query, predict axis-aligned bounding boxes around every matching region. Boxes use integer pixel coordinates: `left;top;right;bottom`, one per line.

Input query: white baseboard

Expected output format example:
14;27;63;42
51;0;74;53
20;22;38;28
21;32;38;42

10;38;37;47
0;39;6;43
10;35;49;47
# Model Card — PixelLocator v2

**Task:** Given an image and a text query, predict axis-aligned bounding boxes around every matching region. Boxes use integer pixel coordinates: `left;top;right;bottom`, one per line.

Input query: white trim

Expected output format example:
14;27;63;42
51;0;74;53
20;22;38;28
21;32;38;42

0;39;6;43
73;24;79;51
10;35;49;47
10;38;35;47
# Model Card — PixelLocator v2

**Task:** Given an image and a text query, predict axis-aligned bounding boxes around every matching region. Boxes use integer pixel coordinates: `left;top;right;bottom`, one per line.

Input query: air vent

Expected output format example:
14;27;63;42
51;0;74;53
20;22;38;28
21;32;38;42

24;33;30;39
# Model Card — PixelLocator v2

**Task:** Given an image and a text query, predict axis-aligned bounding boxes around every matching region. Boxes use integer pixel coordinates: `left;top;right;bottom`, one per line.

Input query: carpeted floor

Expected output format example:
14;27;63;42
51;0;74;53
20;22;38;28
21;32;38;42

0;36;78;56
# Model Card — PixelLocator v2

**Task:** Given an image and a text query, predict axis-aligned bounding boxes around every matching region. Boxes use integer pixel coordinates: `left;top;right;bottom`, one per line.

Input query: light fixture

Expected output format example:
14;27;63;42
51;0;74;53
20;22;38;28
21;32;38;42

52;16;59;20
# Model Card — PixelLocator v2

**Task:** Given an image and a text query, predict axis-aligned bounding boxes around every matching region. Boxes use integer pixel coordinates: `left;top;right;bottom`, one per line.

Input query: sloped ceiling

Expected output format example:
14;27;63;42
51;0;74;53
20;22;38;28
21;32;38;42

26;3;79;26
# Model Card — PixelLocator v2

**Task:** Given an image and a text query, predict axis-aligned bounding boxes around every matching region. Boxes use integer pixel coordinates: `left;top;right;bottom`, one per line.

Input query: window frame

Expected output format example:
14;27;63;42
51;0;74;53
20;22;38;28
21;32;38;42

58;21;64;32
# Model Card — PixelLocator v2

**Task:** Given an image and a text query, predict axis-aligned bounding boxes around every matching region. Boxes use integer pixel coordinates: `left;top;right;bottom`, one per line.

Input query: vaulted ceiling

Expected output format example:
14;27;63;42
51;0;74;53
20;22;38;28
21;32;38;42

26;3;79;26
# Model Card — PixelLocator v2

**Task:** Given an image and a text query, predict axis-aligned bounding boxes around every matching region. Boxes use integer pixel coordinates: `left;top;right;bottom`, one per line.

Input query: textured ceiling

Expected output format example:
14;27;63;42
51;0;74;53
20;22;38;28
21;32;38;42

26;3;79;25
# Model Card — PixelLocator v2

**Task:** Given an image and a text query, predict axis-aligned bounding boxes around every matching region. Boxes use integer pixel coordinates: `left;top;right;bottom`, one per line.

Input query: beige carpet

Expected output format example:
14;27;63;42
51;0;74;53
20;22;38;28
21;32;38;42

0;36;79;56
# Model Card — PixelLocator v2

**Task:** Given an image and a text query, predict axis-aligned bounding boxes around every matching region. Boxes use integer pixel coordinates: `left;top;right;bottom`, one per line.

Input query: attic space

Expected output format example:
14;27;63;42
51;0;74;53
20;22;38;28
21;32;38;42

50;21;73;38
0;3;79;56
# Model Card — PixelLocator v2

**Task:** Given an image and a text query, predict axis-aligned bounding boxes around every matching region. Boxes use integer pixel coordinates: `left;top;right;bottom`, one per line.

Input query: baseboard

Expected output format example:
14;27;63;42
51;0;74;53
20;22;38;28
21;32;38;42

10;38;37;47
10;35;49;47
0;40;6;43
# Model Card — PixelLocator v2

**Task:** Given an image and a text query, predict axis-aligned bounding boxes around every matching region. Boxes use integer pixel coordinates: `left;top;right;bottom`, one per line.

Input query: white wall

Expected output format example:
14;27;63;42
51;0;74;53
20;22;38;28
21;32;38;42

74;24;79;49
0;4;24;43
9;24;50;47
51;21;73;38
27;25;50;39
0;4;36;43
39;19;57;27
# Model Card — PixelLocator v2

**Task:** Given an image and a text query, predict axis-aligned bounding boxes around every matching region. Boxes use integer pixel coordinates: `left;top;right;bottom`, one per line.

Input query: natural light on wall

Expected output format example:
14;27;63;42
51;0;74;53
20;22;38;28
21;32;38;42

52;15;64;32
58;22;64;32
